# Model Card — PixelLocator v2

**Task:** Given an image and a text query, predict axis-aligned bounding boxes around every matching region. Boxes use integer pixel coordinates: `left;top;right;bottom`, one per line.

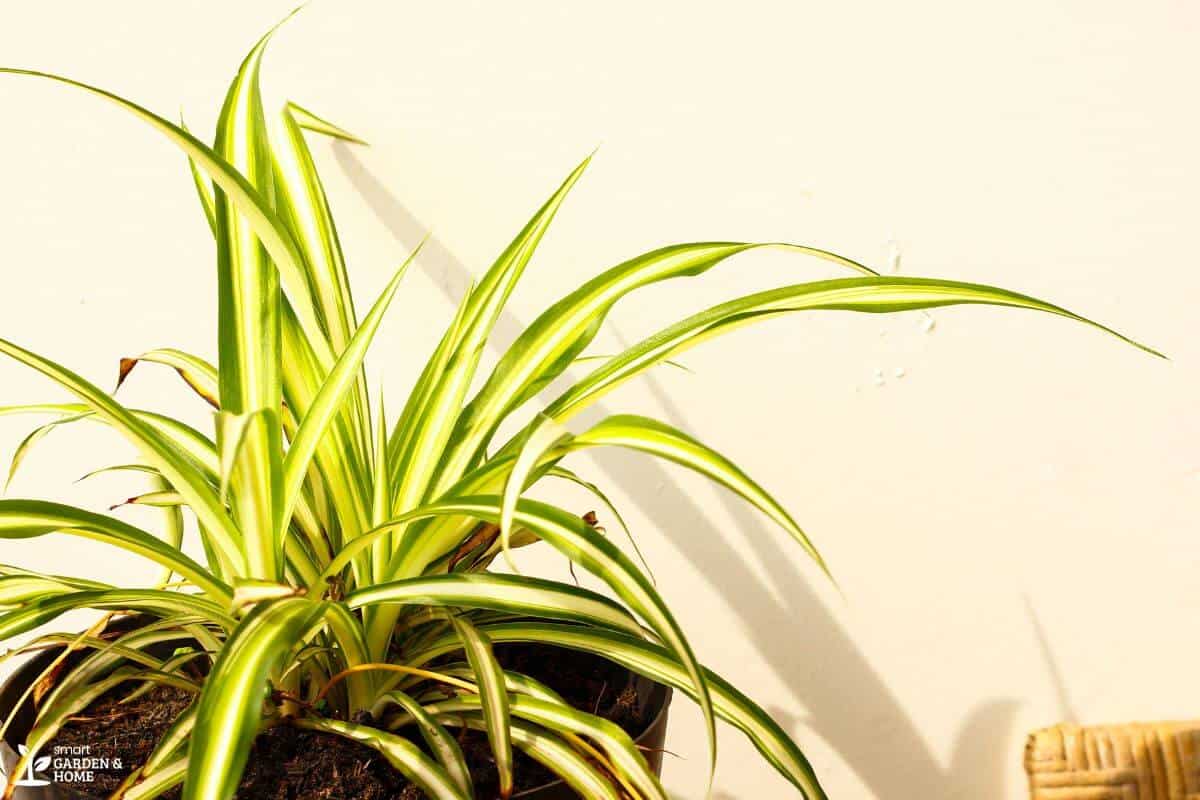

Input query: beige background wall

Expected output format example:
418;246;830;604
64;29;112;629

1;2;1197;797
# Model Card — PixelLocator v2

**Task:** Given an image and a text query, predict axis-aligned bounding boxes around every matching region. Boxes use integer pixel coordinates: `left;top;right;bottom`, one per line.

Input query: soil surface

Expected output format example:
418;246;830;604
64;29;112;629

44;644;655;800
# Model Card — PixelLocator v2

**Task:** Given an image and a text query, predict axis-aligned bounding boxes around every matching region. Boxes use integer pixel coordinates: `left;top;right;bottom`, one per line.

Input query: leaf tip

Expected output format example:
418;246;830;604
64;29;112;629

116;357;137;392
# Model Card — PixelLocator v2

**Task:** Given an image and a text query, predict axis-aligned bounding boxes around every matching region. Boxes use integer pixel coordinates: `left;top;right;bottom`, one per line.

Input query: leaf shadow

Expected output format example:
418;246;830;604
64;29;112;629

332;143;1033;798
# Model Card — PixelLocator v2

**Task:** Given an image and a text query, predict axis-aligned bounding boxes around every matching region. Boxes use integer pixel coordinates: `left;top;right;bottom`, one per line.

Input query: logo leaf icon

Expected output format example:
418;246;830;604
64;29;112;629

33;756;51;771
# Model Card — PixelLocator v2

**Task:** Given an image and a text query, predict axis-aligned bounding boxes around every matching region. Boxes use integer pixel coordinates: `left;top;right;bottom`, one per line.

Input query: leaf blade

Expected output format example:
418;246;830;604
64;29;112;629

448;615;513;799
184;597;326;800
442;242;876;480
293;717;469;800
385;690;473;797
0;499;229;600
416;621;827;799
0;338;244;573
279;245;420;537
385;496;718;787
544;275;1163;423
569;414;829;576
345;573;643;636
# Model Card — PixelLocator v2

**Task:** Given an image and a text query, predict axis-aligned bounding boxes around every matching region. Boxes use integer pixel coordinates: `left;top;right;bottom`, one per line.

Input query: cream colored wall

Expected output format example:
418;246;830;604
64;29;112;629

1;2;1197;797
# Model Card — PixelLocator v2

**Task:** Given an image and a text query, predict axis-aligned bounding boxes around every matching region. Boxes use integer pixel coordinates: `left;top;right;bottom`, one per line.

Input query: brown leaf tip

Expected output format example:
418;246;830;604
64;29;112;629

116;357;138;390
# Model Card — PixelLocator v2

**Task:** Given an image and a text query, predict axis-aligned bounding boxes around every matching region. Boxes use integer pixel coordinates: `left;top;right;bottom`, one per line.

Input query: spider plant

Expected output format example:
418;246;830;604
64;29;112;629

0;18;1158;800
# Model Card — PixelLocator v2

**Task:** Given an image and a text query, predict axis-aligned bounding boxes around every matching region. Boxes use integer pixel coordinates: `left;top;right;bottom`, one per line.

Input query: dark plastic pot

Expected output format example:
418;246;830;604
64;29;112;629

514;676;671;798
2;616;158;799
1;641;93;799
1;624;673;799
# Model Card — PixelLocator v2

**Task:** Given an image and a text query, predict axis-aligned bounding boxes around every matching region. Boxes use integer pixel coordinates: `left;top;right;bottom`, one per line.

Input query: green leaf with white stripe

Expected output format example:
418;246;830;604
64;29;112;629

390;155;589;526
384;690;473;798
384;282;474;493
383;495;717;787
441;242;876;481
542;276;1163;424
144;706;197;776
0;575;83;608
0;341;243;571
0;500;229;600
500;416;571;571
0;590;234;640
184;597;326;800
423;693;667;800
3;412;89;490
40;623;206;695
567;413;827;576
272;97;373;492
370;161;589;646
0;67;332;371
2;405;219;501
369;390;390;579
120;756;188;800
345;574;643;636
116;348;219;408
279;245;420;537
448;614;513;799
182;117;216;236
286;102;368;145
416;621;827;799
0;563;110;590
322;602;374;710
41;626;205;708
212;26;285;582
442;715;623;800
544;465;654;583
294;717;469;800
273;102;362;350
19;668;197;773
147;470;185;589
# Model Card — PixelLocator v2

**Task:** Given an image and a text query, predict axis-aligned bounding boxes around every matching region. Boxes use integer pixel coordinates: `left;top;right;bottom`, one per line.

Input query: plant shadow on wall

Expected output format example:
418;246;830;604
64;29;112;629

335;144;1025;800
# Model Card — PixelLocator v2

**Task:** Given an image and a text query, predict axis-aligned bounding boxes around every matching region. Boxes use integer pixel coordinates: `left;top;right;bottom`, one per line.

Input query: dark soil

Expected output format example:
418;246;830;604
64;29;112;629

49;686;193;799
44;644;656;800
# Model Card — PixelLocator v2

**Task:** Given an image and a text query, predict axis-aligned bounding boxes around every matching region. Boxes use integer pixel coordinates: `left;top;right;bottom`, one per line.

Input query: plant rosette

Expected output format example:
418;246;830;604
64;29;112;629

0;10;1158;800
0;625;672;799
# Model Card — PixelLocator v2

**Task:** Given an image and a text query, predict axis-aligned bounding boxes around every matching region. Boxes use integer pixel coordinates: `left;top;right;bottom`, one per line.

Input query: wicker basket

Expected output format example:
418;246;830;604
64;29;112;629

1025;722;1200;799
